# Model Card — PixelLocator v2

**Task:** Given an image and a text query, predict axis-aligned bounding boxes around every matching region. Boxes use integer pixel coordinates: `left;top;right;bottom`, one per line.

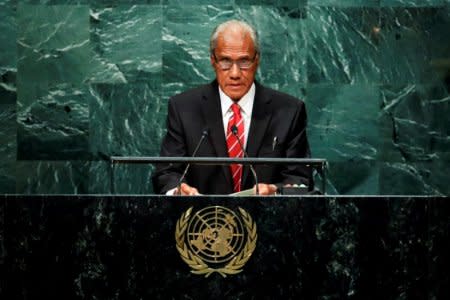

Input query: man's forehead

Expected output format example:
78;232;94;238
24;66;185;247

216;32;255;52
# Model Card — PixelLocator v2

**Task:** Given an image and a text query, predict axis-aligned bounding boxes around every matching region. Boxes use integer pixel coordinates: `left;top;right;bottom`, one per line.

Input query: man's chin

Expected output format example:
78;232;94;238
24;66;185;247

224;89;246;101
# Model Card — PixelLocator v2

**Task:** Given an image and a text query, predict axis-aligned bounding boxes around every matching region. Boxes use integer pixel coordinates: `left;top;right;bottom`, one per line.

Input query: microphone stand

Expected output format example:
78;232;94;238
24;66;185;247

231;125;259;195
175;129;209;195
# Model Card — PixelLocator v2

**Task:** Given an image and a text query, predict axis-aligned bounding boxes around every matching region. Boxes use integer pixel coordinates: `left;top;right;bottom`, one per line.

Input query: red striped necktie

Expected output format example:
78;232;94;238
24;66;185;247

226;103;245;192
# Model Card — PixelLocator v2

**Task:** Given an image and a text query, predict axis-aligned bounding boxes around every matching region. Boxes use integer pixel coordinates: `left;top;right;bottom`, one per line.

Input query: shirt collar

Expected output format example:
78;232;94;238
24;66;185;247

219;83;256;117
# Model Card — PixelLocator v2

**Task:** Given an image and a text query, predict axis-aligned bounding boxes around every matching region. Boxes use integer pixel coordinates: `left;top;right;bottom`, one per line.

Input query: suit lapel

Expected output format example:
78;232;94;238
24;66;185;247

200;81;233;188
243;82;273;186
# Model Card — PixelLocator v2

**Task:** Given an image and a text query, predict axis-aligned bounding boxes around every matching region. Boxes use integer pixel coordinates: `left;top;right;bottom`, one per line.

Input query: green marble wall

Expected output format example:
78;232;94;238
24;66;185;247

1;0;449;195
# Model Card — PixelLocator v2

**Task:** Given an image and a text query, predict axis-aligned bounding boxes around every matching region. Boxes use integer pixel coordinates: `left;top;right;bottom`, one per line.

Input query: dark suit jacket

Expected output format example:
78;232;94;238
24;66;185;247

152;80;312;195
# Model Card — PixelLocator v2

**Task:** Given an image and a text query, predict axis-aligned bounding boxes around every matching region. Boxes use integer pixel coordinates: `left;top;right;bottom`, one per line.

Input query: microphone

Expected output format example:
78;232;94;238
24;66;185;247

231;125;259;195
175;129;209;195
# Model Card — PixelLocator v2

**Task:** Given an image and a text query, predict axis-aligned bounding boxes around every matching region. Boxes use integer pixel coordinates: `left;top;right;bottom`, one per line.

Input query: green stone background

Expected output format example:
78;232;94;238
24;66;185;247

0;0;449;195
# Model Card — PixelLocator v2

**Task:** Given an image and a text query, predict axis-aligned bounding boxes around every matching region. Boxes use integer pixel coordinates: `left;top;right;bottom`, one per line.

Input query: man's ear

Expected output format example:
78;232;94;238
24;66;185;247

254;53;260;68
210;54;215;67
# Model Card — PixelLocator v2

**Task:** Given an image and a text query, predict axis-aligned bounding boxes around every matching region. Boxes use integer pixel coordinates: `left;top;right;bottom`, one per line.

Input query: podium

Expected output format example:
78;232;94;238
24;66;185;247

1;195;448;299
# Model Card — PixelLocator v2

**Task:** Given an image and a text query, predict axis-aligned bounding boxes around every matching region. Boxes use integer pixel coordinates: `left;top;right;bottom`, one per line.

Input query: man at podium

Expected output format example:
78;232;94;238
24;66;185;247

152;20;312;196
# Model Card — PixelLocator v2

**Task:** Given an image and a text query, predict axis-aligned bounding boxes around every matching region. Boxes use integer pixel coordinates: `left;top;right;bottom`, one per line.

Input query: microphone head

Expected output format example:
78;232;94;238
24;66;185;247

231;125;238;135
202;128;209;137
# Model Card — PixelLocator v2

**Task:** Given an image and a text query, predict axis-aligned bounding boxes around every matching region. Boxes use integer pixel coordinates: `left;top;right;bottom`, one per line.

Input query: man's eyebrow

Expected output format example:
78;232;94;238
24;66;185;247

217;54;252;60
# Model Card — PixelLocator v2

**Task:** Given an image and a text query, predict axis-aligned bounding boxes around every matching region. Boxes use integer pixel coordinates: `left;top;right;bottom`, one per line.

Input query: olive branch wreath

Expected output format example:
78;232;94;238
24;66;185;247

175;206;257;278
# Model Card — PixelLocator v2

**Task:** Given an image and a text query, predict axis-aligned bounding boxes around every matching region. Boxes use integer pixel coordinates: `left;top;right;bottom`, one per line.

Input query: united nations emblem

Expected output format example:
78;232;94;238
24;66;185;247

175;206;257;278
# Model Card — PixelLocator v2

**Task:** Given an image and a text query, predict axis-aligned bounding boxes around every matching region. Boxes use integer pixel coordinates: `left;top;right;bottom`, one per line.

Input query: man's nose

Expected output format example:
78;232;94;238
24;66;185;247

228;63;241;78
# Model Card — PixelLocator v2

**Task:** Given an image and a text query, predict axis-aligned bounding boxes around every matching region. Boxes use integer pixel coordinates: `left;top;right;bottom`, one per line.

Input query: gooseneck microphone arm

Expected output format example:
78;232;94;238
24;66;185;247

175;129;209;195
231;125;259;195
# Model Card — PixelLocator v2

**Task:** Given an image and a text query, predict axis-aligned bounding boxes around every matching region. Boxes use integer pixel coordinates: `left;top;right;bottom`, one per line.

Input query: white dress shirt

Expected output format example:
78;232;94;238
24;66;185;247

219;83;255;149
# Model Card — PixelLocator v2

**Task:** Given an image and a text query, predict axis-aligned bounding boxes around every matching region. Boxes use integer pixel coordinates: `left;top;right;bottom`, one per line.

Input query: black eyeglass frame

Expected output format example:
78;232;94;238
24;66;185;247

212;52;258;70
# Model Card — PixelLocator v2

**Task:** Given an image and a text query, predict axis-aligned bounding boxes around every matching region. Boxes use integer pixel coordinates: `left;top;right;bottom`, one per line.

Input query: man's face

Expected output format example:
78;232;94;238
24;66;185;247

211;29;259;101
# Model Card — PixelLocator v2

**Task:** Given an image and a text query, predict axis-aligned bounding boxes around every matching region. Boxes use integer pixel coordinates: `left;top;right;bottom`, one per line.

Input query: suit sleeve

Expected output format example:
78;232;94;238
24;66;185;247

151;98;186;194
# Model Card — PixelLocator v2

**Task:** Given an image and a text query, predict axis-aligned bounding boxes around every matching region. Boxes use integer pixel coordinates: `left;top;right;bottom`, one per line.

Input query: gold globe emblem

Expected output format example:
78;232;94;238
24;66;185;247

175;206;257;277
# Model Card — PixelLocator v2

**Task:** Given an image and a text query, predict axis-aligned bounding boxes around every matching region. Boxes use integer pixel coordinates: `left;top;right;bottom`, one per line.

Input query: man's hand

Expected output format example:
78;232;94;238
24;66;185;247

253;183;278;195
176;182;200;196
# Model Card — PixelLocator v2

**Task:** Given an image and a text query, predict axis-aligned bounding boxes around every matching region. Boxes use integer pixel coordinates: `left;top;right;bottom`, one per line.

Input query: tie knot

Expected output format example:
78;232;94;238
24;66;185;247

231;103;241;116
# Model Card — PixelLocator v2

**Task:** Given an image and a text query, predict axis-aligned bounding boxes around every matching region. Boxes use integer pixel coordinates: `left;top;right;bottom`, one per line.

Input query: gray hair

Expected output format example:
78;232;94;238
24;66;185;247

209;20;260;55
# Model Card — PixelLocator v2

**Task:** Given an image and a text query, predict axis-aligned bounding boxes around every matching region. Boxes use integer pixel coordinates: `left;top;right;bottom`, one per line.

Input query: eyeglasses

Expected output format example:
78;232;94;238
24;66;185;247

213;52;258;70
